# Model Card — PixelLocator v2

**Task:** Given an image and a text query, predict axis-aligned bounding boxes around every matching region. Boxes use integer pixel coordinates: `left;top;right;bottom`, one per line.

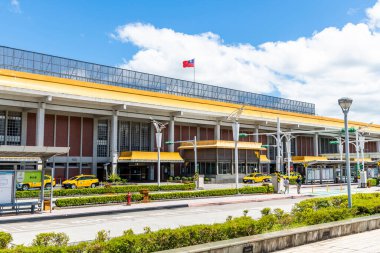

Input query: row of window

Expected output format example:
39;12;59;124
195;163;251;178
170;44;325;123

183;162;259;175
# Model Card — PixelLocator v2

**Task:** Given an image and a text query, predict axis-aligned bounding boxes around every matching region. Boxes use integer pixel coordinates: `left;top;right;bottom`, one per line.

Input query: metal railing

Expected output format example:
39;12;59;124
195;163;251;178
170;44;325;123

0;46;315;114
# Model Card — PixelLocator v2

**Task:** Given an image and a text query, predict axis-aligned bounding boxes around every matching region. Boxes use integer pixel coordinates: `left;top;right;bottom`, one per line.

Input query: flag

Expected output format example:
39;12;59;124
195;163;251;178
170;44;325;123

183;59;195;68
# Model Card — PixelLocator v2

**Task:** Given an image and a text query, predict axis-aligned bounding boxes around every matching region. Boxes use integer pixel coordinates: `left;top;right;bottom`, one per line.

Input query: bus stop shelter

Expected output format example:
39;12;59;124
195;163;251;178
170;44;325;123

0;146;69;213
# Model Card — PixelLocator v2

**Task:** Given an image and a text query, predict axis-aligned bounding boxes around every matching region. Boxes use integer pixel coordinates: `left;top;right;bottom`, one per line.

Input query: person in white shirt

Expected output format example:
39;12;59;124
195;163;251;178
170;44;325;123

283;178;290;194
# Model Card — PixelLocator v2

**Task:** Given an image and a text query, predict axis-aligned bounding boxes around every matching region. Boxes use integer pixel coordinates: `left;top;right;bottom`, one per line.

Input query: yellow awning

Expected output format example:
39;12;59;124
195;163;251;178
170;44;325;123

178;140;265;150
292;156;328;163
118;151;184;163
260;155;270;163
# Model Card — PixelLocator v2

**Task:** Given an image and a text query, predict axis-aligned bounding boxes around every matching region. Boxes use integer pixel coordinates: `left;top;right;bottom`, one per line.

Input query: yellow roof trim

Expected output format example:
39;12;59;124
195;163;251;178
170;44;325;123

178;140;264;150
1;69;380;132
351;158;373;163
118;151;184;163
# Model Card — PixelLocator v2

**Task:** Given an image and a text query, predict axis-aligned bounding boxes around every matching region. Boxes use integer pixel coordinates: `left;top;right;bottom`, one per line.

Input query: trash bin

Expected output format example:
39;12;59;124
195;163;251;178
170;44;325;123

43;199;51;211
140;189;150;203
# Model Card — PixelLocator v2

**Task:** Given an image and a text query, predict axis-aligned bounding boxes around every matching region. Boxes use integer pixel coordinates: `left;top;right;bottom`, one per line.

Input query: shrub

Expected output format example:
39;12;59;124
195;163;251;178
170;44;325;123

367;178;378;187
32;232;69;247
0;232;12;249
16;183;196;199
108;174;122;183
261;207;271;216
55;186;272;207
95;230;111;242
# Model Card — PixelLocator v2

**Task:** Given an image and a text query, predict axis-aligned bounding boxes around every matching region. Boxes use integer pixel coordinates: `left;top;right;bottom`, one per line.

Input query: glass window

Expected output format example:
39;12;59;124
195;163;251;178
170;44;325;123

0;111;5;145
97;120;108;157
118;121;129;152
6;111;21;145
131;122;140;151
140;123;150;151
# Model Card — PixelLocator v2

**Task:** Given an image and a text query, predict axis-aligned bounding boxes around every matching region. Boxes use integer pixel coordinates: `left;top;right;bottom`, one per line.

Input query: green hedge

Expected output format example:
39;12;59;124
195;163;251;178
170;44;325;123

55;186;273;207
16;183;196;199
3;193;380;252
367;178;378;187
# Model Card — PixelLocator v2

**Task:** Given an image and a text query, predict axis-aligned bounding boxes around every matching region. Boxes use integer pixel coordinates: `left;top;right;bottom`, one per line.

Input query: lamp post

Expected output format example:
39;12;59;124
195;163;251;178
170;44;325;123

227;106;245;190
151;118;168;187
338;97;353;208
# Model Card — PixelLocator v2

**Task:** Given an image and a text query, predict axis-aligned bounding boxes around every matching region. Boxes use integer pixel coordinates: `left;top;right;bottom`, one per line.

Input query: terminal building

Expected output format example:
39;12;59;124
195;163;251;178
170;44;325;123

0;46;379;183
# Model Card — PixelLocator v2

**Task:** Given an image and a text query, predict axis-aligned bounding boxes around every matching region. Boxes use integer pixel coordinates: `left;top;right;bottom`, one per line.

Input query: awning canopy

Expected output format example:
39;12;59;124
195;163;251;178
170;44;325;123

118;151;184;163
351;158;374;163
0;146;70;160
178;140;265;150
260;155;270;163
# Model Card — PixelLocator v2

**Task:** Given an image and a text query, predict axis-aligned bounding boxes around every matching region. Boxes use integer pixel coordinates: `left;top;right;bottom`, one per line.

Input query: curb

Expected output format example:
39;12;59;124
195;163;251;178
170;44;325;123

0;204;189;224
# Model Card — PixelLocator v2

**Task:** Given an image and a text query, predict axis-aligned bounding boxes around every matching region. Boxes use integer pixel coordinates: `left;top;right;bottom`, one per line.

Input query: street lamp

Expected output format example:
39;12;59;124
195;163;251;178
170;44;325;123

338;97;353;208
227;106;245;190
151;118;168;187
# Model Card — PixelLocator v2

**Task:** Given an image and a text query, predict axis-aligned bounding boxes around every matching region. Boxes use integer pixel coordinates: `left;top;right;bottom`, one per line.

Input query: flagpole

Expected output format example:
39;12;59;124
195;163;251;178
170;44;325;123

193;64;195;83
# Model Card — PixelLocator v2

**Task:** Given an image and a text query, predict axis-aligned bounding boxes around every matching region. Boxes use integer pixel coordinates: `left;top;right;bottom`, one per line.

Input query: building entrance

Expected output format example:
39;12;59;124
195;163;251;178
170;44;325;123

119;164;148;181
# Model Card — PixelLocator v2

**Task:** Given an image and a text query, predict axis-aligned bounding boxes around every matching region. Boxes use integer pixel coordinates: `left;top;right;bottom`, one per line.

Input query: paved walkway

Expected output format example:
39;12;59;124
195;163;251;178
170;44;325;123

278;229;380;252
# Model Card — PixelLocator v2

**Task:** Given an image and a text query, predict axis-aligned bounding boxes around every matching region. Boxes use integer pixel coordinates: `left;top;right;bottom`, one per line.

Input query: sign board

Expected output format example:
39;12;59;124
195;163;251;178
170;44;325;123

16;171;42;184
242;245;253;253
0;171;14;204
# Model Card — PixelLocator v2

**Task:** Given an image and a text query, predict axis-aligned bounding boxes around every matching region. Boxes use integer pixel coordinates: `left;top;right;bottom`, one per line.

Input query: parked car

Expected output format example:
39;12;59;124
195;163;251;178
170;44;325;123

62;174;99;189
17;175;56;191
243;173;271;183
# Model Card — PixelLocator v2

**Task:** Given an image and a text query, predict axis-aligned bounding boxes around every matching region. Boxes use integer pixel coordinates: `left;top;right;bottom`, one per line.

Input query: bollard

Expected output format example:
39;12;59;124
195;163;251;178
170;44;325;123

340;184;343;192
312;185;314;193
326;184;329;192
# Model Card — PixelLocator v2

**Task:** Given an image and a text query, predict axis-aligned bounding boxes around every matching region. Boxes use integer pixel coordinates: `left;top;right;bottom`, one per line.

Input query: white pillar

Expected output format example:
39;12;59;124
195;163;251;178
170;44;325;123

21;111;28;146
314;133;319;156
254;127;259;142
36;103;45;147
377;141;380;152
214;121;220;140
92;118;98;176
168;116;175;152
110;111;118;175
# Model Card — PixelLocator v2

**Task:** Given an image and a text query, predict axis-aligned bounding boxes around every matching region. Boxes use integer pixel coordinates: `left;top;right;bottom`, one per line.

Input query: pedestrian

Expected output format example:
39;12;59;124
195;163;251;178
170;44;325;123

296;176;302;194
283;178;290;194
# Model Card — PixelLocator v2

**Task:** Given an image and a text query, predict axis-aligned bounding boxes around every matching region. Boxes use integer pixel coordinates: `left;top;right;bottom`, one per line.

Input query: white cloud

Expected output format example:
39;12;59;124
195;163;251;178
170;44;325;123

10;0;21;13
113;0;380;123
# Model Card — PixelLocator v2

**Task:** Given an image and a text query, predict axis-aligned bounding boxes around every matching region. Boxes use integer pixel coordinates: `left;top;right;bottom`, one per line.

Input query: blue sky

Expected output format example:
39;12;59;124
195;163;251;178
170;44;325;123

1;0;380;122
0;0;376;66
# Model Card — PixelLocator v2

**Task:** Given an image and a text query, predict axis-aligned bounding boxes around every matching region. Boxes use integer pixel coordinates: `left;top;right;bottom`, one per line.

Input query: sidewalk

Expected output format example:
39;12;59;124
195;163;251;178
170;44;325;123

1;192;310;223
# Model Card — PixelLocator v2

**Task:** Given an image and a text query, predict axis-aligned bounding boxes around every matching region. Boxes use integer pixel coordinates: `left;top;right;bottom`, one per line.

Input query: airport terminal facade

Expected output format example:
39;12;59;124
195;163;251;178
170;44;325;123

0;46;379;183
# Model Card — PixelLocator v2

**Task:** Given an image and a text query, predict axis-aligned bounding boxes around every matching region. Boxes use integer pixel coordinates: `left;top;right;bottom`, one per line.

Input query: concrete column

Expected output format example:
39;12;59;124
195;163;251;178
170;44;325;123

214;121;221;140
377;141;380;152
21;111;27;145
168;116;175;152
314;133;319;156
110;111;118;175
254;127;259;142
92;118;98;175
36;103;45;147
150;122;155;151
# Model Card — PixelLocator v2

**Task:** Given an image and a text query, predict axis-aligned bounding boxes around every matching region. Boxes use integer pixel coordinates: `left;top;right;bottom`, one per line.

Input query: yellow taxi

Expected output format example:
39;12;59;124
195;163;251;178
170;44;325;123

62;174;99;189
243;173;271;183
17;175;56;191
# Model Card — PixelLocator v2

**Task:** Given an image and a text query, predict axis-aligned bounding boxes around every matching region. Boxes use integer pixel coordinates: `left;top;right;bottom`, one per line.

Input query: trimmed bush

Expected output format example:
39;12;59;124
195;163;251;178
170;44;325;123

367;178;378;187
55;186;273;207
16;183;196;199
32;232;69;247
0;232;12;249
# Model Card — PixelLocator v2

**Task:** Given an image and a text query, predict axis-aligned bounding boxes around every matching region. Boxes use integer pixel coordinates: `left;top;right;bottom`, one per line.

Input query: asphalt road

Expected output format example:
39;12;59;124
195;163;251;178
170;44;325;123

1;197;306;245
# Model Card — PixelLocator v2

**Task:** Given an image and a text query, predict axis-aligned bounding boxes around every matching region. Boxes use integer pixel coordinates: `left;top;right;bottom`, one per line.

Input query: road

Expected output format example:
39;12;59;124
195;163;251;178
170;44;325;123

2;198;305;245
277;229;380;252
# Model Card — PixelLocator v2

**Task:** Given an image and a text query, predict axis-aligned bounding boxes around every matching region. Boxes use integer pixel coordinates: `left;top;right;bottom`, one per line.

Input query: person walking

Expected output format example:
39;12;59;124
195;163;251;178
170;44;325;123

296;176;302;194
283;178;290;194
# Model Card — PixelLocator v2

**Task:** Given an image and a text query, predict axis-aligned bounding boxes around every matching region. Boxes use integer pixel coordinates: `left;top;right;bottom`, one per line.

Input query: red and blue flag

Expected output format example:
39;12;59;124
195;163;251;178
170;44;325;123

183;59;195;68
